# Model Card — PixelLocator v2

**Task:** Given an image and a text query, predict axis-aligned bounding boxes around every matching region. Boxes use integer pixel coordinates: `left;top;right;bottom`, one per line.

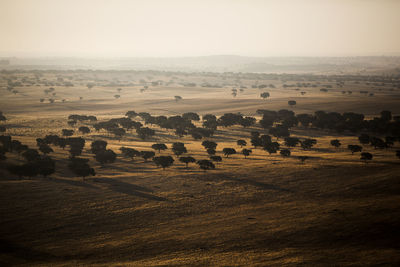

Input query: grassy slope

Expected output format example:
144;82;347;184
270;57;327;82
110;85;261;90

1;159;399;266
1;72;400;266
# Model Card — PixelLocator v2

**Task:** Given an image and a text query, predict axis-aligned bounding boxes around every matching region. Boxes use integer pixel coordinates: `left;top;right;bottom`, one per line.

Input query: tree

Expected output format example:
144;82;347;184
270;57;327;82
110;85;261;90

91;140;107;154
210;155;222;163
242;148;252;158
264;142;278;154
269;125;290;139
151;143;168;153
172;142;187;157
68;157;95;179
182;112;200;121
300;139;317;150
237;140;247;147
179;156;196;168
39;143;53;155
78;126;90;135
62;129;74;137
348;145;362;154
296;114;313;127
284;137;299;147
95;149;116;165
259;115;274;129
174;96;182;102
396;150;400;159
223;148;236;158
298;156;308;163
111;128;126;140
360;152;373;163
380;110;392;122
370;137;386;149
288;100;297;107
0;112;6;122
207;148;216;156
358;134;370;145
36;156;56;178
330;139;341;148
22;149;40;161
280;149;291;157
260;92;270;100
140;151;155;162
197;160;215;171
202;140;217;150
120;147;140;160
125;110;137;118
153;156;174;170
137;127;155;140
191;132;202;140
0;126;6;133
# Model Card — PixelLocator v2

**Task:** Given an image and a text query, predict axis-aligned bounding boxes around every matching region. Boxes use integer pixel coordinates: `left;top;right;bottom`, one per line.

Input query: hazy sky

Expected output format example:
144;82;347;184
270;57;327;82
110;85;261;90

1;0;400;57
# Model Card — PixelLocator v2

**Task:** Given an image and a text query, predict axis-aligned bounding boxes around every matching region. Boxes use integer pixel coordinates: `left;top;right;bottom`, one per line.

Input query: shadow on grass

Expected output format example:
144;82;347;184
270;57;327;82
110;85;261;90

0;239;58;263
49;177;99;189
91;177;167;201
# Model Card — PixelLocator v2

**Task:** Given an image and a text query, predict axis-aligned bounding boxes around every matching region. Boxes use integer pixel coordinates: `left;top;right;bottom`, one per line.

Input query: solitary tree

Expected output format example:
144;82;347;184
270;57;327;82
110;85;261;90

95;149;117;165
151;143;168;153
174;96;182;102
210;155;222;163
330;139;341;148
288;100;297;108
237;139;247;147
197;160;215;171
179;156;196;168
153;156;174;170
202;140;217;150
242;148;252;158
172;142;187;157
79;126;90;135
140;151;155;162
360;152;373;163
348;145;362;155
68;157;95;179
300;139;317;150
223;148;236;158
260;92;270;100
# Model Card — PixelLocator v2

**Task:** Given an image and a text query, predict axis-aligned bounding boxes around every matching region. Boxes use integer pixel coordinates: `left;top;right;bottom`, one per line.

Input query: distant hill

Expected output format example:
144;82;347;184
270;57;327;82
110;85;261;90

2;55;400;74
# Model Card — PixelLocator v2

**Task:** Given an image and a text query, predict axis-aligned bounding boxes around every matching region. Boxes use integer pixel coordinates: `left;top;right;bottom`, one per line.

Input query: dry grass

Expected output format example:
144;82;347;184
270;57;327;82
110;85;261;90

1;71;400;266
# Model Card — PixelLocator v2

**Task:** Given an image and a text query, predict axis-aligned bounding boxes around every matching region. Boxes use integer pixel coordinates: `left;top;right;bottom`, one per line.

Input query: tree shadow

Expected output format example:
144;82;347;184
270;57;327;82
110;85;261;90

49;177;98;189
91;178;167;201
204;173;293;193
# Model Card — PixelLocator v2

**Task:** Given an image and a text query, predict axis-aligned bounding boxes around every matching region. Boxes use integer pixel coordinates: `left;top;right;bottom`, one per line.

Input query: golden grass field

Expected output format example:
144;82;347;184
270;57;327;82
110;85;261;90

1;70;400;266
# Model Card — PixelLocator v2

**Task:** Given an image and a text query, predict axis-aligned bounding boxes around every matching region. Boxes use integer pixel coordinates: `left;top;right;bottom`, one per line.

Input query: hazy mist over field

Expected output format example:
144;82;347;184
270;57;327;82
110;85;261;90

1;0;400;58
1;1;400;266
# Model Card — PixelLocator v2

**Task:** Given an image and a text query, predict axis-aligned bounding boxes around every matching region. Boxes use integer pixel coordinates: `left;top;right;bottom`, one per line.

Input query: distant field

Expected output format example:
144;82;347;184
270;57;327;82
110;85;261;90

1;70;400;266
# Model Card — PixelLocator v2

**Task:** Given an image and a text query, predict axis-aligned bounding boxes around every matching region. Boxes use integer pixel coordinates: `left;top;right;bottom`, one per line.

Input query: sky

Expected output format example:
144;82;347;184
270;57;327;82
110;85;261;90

1;0;400;58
